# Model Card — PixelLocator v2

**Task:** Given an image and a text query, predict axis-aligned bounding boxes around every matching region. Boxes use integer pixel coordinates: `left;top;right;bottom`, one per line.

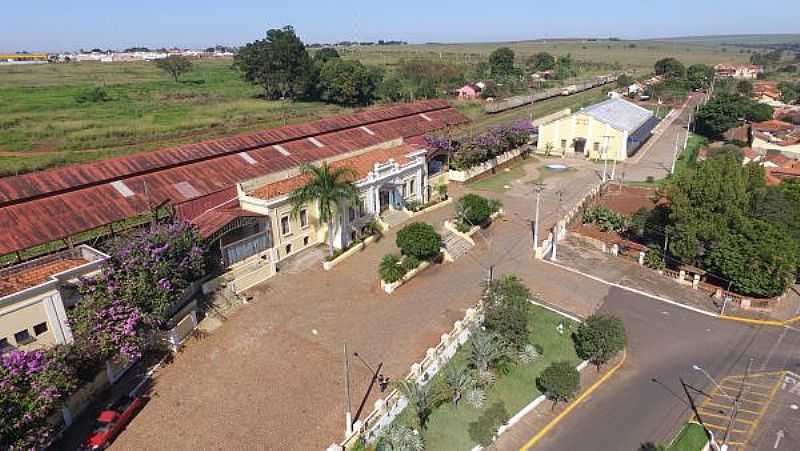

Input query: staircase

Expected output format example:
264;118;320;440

443;230;474;261
381;208;412;228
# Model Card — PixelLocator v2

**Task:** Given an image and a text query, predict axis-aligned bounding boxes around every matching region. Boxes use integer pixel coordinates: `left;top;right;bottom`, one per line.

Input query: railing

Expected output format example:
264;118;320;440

337;304;484;449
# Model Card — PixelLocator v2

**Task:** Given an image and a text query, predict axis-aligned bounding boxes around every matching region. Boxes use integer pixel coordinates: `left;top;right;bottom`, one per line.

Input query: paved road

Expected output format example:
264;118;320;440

623;94;705;183
529;286;800;451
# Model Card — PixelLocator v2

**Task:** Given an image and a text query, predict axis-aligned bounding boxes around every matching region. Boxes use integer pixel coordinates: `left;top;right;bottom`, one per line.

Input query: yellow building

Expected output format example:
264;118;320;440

536;98;659;161
0;246;107;353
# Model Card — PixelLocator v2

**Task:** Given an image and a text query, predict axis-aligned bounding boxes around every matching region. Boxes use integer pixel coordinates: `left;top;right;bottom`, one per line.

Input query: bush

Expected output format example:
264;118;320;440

456;194;494;227
582;206;628;233
644;245;666;270
75;87;111;104
537;360;580;407
396;222;442;261
404;199;423;212
402;255;421;272
468;401;509;446
574;314;627;370
379;253;407;283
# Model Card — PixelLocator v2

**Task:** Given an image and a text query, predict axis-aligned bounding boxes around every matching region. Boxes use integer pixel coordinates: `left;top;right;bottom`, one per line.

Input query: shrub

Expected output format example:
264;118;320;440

537;360;580;407
456;194;494;227
75;87;111;104
404;199;423;212
436;184;448;199
582;206;628;233
467;401;509;446
396;222;442;261
574;314;627;370
379;253;407;283
402;255;421;272
644;245;666;270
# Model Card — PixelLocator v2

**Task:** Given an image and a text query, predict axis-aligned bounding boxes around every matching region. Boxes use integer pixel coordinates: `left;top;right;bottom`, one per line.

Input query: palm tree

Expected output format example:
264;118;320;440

377;425;425;451
470;331;508;374
394;379;442;430
440;364;473;407
288;162;359;257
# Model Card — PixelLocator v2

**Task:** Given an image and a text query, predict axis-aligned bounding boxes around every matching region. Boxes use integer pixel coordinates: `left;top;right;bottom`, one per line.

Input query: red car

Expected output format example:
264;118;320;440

80;395;143;450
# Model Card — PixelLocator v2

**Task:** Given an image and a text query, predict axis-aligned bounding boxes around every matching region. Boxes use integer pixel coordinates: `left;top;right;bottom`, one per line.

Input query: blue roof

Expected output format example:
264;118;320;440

581;98;655;133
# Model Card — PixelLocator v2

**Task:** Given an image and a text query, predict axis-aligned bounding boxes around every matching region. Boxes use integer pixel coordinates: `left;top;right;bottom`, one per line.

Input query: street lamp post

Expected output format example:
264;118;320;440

692;365;736;401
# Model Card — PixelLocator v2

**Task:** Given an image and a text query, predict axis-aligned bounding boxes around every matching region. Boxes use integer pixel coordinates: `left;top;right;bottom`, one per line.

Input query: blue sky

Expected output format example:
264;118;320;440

3;0;799;52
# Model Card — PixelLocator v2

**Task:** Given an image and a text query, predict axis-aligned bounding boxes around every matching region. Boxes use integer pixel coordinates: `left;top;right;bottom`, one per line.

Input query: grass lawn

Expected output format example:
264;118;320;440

412;305;580;451
466;156;539;192
667;423;709;451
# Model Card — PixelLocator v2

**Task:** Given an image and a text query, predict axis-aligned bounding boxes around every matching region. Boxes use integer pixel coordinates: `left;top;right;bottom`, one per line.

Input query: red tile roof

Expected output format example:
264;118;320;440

763;153;793;168
752;120;794;133
250;144;420;201
0;101;468;255
0;256;87;298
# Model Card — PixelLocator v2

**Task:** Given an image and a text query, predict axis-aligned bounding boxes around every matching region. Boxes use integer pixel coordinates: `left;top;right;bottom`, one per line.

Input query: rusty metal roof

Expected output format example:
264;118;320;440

0;100;468;255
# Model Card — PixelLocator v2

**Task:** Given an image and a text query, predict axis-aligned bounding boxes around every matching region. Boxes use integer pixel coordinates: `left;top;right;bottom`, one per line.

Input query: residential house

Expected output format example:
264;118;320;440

751;120;800;158
0;246;107;353
456;84;481;100
714;64;763;79
753;81;782;103
238;144;428;261
535;97;659;161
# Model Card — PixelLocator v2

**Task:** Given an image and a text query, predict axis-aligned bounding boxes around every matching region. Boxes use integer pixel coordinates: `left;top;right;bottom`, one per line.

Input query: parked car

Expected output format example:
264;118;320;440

80;396;143;450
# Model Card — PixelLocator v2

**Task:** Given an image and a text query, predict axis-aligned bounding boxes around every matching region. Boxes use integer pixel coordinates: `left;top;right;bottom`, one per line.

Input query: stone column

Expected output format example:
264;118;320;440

638;251;645;265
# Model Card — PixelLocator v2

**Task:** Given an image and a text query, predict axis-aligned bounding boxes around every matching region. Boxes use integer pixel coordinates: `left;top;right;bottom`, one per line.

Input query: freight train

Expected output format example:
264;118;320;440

484;74;618;114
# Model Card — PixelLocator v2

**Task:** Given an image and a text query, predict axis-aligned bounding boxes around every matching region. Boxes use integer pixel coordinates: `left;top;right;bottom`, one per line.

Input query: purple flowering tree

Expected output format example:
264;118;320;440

0;349;77;450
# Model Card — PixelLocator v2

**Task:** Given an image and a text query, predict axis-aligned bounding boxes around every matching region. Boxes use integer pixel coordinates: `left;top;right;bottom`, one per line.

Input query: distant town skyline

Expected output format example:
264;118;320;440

4;0;800;52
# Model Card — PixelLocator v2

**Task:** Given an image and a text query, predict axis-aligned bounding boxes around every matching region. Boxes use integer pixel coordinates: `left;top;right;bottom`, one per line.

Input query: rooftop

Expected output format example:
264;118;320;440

0;246;107;299
0;100;467;255
249;144;422;201
581;97;655;133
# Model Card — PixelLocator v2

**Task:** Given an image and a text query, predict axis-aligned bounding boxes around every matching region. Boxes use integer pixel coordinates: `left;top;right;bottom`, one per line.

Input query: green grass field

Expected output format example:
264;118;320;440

0;58;346;175
396;305;579;451
0;35;792;176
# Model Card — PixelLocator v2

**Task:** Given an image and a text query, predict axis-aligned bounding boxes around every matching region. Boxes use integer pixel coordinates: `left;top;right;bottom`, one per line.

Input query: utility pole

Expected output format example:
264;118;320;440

550;223;559;261
670;132;681;175
532;183;546;250
344;343;352;435
680;378;719;451
601;135;612;182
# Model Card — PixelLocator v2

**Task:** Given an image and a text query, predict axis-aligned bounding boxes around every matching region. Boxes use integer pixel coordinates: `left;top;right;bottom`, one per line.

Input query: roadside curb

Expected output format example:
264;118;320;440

519;350;627;451
542;259;797;329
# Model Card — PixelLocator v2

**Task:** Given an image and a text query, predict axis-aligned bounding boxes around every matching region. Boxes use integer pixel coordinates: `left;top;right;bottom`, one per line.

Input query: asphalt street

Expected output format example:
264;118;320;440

531;286;800;451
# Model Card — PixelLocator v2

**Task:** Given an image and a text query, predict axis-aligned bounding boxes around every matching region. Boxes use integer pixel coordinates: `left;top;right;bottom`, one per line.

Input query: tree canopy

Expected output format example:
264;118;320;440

686;64;714;90
574;314;626;369
234;26;314;99
318;58;382;105
489;47;516;78
313;47;340;63
654;57;686;79
665;152;800;297
526;52;555;72
537;361;580;407
154;55;193;82
695;93;774;138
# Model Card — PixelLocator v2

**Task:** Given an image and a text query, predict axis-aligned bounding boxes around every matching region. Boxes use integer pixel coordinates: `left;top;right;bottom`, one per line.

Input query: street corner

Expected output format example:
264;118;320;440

748;371;800;450
695;371;785;450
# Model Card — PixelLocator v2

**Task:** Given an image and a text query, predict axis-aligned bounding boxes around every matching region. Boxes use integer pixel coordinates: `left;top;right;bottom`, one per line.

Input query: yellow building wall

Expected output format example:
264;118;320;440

537;114;627;161
0;294;57;350
270;200;325;260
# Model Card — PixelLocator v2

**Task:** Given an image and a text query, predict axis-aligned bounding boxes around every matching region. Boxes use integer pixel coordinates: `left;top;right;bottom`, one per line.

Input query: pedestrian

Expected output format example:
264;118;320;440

378;374;390;392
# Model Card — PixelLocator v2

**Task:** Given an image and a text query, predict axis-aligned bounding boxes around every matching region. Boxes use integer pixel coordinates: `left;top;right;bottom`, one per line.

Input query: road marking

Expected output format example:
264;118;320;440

518;350;626;451
702;423;748;434
696;409;756;425
774;429;784;448
745;371;785;446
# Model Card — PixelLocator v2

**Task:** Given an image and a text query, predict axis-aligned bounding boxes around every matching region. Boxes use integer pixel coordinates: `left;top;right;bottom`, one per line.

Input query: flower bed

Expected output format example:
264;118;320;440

403;197;453;217
448;147;525;183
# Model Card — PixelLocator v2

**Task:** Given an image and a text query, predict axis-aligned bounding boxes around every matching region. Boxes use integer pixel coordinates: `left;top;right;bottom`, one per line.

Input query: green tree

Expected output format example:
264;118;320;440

574;314;627;370
489;47;516;78
313;47;340;63
537;361;580;408
379;253;407;283
736;79;753;97
470;331;509;374
616;74;634;89
377;425;424;451
745;102;774;122
318;58;382;105
695;93;749;138
526;52;556;72
154;55;193;82
288;162;358;257
654;57;686;79
396;222;442;260
439;364;473;407
456;194;497;228
377;76;404;102
483;275;532;350
778;81;798;103
234;26;314;99
553;54;576;80
686;64;714;90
